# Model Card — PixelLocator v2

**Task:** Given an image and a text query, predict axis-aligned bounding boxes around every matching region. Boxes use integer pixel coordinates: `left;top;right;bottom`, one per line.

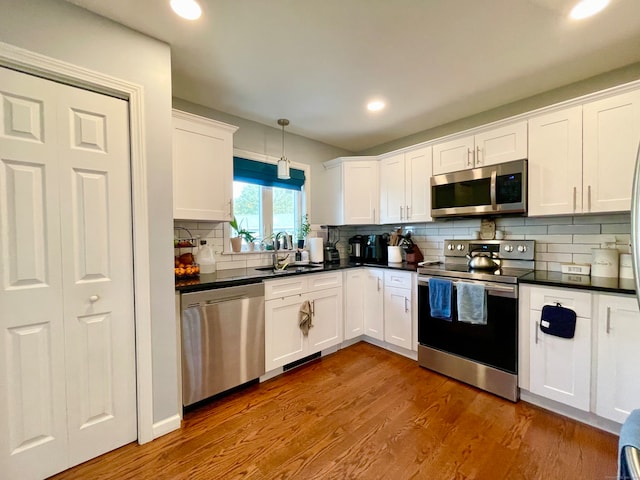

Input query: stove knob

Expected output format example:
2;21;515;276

517;245;527;253
504;245;514;252
456;244;464;251
447;244;454;251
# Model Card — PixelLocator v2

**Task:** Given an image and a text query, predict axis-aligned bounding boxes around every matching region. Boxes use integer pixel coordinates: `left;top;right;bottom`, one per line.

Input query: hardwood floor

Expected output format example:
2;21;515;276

49;342;618;479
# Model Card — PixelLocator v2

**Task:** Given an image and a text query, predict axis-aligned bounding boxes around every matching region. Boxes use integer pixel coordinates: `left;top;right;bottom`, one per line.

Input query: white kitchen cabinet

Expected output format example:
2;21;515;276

318;157;379;225
364;269;385;340
528;106;583;216
595;293;640;424
432;121;527;175
172;109;238;221
345;270;365;339
528;286;591;411
379;146;432;224
528;89;640;216
264;272;343;371
383;270;413;350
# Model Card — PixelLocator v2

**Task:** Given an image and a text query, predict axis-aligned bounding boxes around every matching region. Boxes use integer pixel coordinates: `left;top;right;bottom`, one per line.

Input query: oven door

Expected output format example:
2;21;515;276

417;275;518;374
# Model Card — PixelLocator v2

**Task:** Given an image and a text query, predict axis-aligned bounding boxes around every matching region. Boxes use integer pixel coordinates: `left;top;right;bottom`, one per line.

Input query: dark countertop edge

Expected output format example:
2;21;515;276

175;261;419;293
519;271;636;295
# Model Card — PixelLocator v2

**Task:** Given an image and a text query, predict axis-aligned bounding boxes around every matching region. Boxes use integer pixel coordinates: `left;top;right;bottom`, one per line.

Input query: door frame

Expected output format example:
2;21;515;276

0;41;155;443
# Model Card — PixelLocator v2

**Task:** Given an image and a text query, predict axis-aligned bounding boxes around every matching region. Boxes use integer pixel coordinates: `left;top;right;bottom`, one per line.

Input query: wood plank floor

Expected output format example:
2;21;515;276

49;342;618;480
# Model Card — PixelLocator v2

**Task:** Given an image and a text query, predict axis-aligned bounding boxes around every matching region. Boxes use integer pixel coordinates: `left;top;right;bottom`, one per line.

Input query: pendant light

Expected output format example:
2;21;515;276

277;118;290;180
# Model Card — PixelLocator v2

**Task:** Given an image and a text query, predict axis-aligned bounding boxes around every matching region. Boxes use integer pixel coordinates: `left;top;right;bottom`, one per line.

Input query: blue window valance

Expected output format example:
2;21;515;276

233;157;305;191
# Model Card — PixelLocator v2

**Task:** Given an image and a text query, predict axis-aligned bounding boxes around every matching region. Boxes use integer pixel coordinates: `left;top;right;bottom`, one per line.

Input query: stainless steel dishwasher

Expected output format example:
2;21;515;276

181;282;265;406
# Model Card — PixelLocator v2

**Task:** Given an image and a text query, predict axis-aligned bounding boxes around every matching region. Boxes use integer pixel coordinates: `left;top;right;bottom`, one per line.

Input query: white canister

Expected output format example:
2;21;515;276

387;246;402;264
619;253;634;280
196;240;216;274
591;248;619;278
309;237;324;263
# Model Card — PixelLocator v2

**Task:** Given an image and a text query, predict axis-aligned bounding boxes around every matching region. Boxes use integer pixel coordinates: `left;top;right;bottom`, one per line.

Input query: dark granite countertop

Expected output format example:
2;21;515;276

175;261;419;293
519;270;636;295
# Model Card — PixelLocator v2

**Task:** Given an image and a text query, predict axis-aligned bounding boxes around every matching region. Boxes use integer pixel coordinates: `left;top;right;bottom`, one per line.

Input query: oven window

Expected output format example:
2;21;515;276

417;283;517;373
432;178;491;209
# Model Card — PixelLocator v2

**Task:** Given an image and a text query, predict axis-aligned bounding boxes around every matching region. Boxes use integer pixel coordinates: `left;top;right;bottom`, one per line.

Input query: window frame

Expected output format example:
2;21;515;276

225;148;311;253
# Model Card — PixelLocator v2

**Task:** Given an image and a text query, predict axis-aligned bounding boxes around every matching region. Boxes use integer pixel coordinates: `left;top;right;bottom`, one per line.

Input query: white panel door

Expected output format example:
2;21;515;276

384;286;412;350
432;135;474;175
364;269;384;340
56;84;136;466
583;90;640;213
308;288;343;352
0;67;136;479
474;121;528;167
379;153;405;224
405;146;432;222
264;295;306;371
0;66;69;480
343;161;379;224
596;294;640;423
344;270;365;340
528;106;583;216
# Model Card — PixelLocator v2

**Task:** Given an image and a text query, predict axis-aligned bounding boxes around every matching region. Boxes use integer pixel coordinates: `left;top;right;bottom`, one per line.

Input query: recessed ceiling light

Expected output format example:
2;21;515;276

367;100;385;112
170;0;202;20
569;0;609;19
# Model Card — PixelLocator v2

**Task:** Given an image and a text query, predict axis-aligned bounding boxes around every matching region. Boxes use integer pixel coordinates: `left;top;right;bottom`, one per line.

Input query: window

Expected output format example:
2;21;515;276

232;157;306;248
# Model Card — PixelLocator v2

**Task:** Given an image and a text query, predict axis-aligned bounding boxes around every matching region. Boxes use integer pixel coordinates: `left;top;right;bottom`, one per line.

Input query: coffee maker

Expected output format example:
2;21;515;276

323;226;340;264
365;234;389;264
348;235;367;263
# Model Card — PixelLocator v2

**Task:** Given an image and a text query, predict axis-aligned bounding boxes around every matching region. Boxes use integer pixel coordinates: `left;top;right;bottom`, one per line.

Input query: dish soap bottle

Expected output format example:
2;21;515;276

196;239;216;274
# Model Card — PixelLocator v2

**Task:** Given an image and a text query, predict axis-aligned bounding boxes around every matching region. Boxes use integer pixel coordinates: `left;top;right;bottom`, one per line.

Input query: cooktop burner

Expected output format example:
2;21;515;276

417;239;535;284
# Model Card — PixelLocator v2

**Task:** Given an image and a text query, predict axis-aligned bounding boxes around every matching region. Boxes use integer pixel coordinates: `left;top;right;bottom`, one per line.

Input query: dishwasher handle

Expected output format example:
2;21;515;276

182;282;264;307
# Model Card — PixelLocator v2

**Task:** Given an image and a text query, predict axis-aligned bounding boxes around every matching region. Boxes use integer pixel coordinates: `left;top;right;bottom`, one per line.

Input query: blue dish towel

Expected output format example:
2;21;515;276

456;282;487;325
619;409;640;479
429;278;452;320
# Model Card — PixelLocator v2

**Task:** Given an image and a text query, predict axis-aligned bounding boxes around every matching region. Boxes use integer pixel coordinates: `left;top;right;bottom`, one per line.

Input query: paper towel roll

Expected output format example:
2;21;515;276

591;248;619;277
309;237;324;263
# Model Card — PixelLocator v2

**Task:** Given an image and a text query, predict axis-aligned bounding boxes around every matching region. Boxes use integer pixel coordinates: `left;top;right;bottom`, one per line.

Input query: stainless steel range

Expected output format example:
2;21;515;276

417;239;535;401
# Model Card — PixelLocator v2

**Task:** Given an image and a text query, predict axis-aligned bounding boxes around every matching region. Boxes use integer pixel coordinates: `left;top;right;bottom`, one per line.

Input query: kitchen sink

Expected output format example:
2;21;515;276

254;264;322;273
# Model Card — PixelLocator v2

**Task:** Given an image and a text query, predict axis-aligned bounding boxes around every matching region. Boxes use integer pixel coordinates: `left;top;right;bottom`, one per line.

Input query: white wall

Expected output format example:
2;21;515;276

0;0;178;423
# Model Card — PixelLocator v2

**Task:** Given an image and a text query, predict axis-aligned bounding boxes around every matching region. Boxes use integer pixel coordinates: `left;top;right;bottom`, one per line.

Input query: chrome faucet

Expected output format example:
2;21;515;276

272;232;290;269
274;231;288;250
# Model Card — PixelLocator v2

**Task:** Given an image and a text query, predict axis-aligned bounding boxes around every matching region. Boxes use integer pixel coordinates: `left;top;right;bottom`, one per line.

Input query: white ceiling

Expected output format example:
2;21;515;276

66;0;640;152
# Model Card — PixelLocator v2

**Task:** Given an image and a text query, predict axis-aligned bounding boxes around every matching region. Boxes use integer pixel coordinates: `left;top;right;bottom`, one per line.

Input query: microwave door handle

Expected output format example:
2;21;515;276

490;169;497;210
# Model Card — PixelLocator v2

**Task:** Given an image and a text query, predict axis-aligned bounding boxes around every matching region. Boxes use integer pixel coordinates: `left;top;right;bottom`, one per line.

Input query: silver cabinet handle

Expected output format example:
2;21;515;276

377;278;381;291
476;145;481;166
406;205;411;219
404;297;409;313
535;321;539;344
229;199;233;217
573;187;577;212
606;306;611;334
467;148;473;167
311;300;315;316
372;208;376;222
400;205;403;220
588;185;591;212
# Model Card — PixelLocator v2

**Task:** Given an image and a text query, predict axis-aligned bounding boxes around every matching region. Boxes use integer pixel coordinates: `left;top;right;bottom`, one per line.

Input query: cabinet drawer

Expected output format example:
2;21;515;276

384;270;412;289
264;277;307;300
307;272;343;292
529;286;591;318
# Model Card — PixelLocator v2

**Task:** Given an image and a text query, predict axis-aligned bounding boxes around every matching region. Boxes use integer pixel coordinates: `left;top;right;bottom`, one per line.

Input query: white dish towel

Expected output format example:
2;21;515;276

456;282;487;325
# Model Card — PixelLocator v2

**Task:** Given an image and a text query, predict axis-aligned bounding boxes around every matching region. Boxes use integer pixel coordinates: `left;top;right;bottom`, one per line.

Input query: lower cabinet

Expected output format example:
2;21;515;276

383;270;413;350
595;293;640;423
265;272;343;371
344;268;384;341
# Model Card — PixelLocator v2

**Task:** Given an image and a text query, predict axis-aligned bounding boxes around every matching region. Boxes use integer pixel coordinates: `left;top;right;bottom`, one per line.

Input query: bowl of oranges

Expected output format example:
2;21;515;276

175;252;200;279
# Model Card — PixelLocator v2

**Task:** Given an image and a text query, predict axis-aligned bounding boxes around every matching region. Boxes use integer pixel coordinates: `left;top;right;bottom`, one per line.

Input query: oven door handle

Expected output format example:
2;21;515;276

418;275;517;298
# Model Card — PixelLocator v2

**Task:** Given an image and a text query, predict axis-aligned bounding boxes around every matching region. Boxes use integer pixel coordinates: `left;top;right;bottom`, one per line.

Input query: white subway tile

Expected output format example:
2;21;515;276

572;253;593;264
548;243;597;254
578;213;631;224
496;217;526;226
525;216;572;225
537;252;573;263
535;261;548;270
548;224;600;234
509;226;548;235
525;234;573;243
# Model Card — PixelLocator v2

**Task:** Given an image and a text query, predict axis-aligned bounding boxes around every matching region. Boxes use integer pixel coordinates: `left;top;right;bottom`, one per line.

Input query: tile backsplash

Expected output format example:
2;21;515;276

175;213;631;272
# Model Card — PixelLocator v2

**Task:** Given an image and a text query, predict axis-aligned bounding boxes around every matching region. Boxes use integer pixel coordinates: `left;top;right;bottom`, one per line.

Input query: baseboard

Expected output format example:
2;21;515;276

152;414;181;439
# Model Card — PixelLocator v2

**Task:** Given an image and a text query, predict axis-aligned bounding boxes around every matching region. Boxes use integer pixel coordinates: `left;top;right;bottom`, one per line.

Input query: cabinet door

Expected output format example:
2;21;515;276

384;286;412;350
344;270;365;340
528;106;583;216
432;135;474;175
529;309;591;411
583;90;640;213
364;269;384;340
379;153;405;224
308;288;343;353
172;110;236;221
265;295;306;371
596;294;640;423
405;146;432;222
343;161;379;224
475;121;528;167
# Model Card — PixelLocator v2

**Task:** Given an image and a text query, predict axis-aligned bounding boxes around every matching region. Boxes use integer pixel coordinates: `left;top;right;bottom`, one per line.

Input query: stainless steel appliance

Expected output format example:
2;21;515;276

417;239;534;401
431;159;527;218
348;235;367;262
365;233;389;264
324;227;341;264
181;283;265;406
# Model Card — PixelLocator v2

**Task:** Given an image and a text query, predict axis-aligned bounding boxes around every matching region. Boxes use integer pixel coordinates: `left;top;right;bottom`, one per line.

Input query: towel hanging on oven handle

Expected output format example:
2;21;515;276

540;302;577;339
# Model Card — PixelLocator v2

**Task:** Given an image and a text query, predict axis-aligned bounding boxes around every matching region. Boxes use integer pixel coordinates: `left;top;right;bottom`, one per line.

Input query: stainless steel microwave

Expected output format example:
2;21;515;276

431;159;527;218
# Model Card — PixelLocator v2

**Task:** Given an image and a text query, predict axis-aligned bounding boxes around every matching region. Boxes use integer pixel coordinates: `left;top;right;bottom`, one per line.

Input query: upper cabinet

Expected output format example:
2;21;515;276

318;157;379;225
432;121;527;175
379;146;432;224
172;109;238;221
528;90;640;216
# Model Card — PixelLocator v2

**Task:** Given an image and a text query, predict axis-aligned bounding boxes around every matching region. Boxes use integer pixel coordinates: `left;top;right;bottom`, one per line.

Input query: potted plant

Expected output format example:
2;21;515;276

229;216;255;253
296;214;311;249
